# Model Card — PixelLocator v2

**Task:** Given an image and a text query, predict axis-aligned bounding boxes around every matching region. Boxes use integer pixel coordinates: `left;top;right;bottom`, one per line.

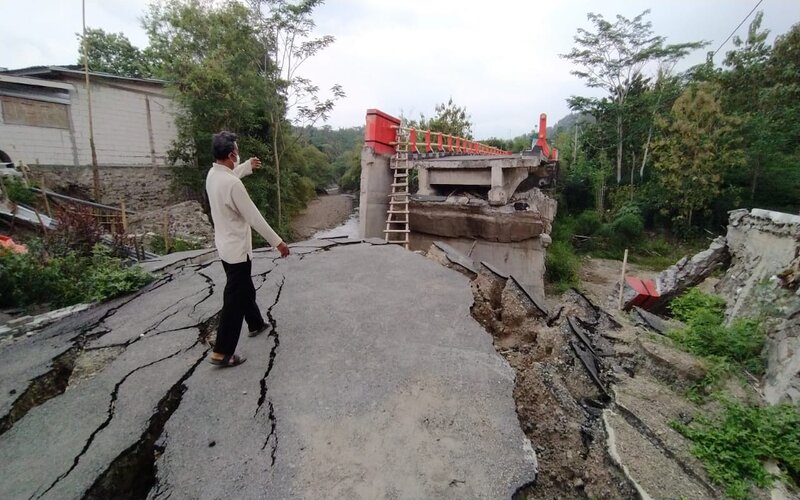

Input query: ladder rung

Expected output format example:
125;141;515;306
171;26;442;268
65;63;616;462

388;193;410;197
384;229;410;233
391;182;408;187
387;210;409;214
394;173;409;178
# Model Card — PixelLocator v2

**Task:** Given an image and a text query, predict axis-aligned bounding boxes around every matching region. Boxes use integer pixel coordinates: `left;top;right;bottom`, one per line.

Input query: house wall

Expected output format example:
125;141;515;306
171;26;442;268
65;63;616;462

0;76;178;168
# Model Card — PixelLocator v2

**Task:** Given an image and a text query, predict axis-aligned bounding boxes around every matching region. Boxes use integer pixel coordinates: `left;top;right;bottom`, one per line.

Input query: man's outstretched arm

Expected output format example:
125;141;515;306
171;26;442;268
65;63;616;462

231;182;290;257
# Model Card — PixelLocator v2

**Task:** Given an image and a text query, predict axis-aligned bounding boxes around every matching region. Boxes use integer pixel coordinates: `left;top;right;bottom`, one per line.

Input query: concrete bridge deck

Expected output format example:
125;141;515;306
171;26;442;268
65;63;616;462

0;241;536;499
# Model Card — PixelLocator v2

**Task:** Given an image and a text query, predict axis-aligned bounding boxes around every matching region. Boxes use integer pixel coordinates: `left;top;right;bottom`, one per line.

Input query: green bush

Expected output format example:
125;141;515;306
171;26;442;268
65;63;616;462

545;240;580;292
149;235;204;255
610;212;644;240
2;176;34;205
672;401;800;499
668;289;766;375
575;210;603;236
551;215;577;244
670;288;727;324
0;243;153;309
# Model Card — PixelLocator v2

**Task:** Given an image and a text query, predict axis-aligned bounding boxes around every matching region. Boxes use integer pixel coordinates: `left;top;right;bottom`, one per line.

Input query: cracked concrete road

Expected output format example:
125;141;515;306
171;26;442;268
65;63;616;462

0;241;536;499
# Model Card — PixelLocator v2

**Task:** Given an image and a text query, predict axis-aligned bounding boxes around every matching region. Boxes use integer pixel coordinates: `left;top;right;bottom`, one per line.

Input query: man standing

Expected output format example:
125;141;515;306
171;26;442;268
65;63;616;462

206;131;290;368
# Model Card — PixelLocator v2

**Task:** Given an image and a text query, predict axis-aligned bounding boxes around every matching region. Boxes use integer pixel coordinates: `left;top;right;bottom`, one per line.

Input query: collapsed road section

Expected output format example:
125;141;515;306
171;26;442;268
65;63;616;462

0;241;536;499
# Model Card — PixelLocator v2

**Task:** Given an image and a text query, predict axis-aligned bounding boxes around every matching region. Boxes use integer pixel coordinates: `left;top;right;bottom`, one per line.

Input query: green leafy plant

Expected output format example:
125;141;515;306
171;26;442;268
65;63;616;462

575;210;603;236
149;235;204;255
0;241;152;309
668;289;766;380
545;240;580;292
672;401;800;499
670;288;727;324
3;176;34;205
85;245;153;302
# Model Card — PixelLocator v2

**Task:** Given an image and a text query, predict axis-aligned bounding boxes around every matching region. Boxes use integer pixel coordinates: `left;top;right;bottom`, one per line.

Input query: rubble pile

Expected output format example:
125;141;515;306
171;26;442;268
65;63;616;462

127;200;214;246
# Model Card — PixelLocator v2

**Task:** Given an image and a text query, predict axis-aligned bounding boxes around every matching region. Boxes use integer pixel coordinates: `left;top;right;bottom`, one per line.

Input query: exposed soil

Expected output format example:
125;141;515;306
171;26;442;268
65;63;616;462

290;193;354;241
429;248;770;499
579;256;657;308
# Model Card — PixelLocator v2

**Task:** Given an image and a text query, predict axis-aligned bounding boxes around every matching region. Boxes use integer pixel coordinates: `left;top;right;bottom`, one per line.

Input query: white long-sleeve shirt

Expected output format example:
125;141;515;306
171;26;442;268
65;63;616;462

206;160;283;264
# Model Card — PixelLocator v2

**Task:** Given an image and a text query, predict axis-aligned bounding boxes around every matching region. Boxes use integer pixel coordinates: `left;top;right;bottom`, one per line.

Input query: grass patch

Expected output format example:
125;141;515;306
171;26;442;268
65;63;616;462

672;401;800;499
545;240;580;293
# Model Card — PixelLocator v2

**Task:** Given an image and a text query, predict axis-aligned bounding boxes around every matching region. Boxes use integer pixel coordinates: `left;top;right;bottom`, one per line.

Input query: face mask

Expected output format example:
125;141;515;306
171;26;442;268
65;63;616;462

230;153;240;165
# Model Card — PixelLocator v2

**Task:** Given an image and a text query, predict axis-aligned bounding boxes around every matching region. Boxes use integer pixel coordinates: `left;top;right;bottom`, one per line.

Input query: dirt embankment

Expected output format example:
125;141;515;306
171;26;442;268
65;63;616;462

426;247;754;499
290;194;354;241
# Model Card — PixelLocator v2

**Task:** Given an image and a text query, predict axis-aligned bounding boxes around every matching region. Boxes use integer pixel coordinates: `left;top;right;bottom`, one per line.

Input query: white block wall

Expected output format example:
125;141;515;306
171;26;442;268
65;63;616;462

0;105;77;166
0;76;178;168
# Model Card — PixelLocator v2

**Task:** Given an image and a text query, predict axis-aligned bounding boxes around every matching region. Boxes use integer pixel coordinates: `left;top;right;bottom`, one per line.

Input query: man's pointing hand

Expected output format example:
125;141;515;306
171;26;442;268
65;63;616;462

277;242;290;258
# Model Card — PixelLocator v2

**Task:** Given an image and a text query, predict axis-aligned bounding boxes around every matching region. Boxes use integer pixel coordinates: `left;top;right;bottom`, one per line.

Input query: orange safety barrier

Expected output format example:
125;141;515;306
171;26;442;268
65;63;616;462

364;108;513;157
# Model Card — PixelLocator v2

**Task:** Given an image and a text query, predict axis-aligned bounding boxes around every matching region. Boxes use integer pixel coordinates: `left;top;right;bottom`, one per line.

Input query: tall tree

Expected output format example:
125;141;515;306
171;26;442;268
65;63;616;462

718;12;772;201
561;10;706;183
248;0;344;223
651;83;742;226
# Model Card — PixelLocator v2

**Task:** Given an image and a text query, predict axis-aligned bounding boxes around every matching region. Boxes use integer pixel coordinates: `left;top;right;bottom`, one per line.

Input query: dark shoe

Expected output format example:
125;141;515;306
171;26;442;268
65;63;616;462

209;353;246;368
248;323;269;337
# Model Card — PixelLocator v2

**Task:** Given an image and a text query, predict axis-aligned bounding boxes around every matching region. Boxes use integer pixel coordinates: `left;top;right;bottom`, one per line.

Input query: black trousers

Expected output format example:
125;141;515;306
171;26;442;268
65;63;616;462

214;258;265;356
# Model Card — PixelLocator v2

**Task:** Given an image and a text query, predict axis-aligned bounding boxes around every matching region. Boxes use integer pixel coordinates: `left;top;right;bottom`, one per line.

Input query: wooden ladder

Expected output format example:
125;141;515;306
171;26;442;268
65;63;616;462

384;130;410;248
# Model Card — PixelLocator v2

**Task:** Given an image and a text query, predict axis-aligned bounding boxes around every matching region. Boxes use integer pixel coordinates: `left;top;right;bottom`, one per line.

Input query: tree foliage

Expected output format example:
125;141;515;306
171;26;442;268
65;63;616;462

78;28;154;78
651;83;742;226
555;12;799;237
413;98;473;139
562;10;707;183
135;0;339;234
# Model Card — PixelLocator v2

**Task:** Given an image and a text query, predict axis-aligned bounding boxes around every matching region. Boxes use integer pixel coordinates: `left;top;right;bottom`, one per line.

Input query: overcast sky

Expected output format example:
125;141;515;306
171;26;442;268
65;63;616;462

2;0;799;138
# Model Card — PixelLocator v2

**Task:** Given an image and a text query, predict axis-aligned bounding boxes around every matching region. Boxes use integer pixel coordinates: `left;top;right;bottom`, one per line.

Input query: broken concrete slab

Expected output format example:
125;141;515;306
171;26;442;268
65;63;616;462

650;236;729;312
631;306;684;336
714;209;800;405
613;375;715;493
431;241;479;274
603;409;712;500
481;260;509;279
288;238;338;249
0;304;92;340
509;275;548;316
138;248;218;274
363;237;388;245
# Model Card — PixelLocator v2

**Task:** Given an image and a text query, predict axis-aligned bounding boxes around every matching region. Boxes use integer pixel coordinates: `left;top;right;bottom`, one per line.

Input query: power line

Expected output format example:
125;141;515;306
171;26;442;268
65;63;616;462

713;0;765;58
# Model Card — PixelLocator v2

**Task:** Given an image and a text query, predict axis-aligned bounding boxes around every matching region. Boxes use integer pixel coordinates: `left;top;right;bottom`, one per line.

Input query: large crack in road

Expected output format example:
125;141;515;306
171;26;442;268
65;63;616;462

255;276;286;466
81;346;211;500
0;272;178;438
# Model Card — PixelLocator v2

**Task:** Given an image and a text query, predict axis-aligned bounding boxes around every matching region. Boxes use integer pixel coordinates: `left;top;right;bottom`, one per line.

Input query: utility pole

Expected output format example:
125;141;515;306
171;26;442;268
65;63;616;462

81;0;100;200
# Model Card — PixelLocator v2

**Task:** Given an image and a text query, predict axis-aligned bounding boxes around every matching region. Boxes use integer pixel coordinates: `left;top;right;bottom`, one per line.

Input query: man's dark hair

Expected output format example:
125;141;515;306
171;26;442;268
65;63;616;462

212;131;238;160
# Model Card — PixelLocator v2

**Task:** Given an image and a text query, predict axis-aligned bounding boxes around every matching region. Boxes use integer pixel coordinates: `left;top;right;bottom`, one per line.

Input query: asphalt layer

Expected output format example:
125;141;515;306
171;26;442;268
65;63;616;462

0;241;536;499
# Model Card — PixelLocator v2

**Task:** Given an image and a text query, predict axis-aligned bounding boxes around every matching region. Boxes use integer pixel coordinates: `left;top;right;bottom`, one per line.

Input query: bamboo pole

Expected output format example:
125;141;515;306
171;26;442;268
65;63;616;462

120;200;128;233
40;176;52;218
82;0;101;200
617;248;629;311
19;162;30;187
163;211;171;254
